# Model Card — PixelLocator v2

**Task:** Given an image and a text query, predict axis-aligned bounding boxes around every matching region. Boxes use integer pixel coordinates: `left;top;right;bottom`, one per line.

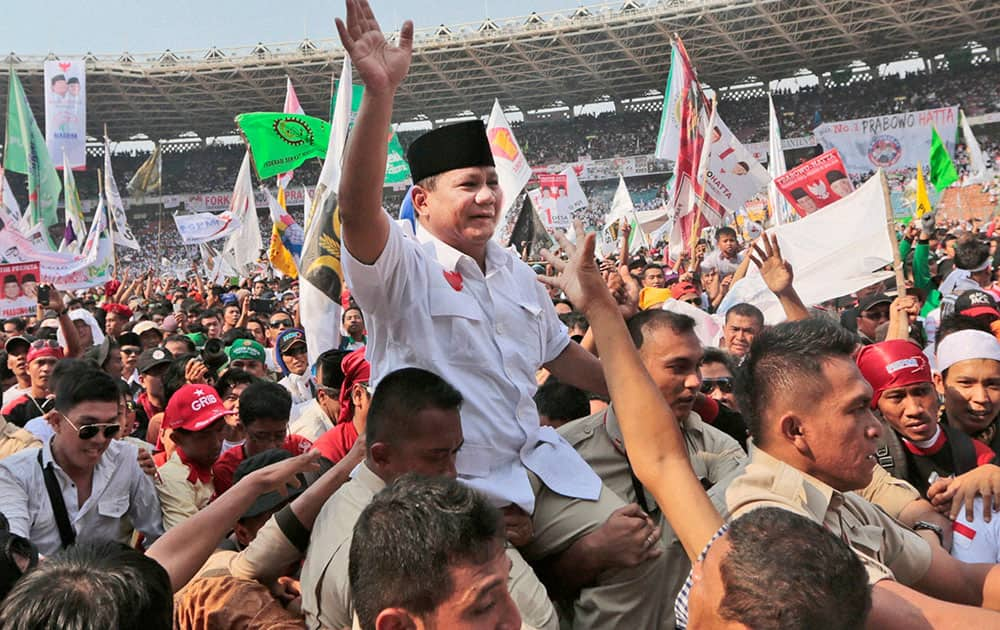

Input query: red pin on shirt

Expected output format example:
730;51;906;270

443;270;463;292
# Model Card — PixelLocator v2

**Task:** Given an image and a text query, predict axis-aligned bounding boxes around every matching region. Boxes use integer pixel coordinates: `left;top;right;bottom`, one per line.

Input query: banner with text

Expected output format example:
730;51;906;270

43;60;86;170
813;106;959;175
773;149;854;217
0;262;39;318
173;211;243;245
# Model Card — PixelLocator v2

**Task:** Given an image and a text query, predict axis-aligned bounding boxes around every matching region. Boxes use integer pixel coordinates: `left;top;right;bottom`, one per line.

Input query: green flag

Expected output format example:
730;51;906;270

3;70;61;228
929;126;958;191
331;83;412;184
235;113;331;180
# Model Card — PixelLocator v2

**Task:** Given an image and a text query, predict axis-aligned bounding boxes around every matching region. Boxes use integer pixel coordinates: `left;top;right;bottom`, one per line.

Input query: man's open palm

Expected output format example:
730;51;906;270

336;0;414;94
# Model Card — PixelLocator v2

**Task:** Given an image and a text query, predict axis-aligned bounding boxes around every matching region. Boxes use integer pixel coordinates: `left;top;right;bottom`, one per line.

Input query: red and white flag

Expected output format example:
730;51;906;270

276;77;306;189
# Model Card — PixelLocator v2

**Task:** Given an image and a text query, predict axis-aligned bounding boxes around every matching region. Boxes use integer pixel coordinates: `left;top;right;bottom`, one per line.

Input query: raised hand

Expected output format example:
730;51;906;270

749;232;794;296
538;221;615;315
335;0;414;95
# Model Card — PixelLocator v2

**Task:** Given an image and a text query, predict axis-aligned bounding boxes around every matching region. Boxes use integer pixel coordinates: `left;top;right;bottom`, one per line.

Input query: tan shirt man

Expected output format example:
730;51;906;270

299;462;555;630
560;406;746;626
723;445;933;585
0;415;40;460
157;451;215;530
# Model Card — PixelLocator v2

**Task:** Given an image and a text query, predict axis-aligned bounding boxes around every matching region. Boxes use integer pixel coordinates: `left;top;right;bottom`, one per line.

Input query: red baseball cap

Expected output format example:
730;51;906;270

164;384;234;432
671;282;699;300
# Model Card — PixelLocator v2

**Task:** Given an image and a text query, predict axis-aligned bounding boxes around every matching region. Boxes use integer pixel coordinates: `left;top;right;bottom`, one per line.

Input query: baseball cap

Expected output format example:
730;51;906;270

26;340;63;364
3;336;32;355
220;293;239;306
858;293;892;313
671;282;699;301
133;321;163;337
226;339;266;363
137;347;174;374
84;336;115;367
232;449;307;518
955;289;1000;320
278;328;307;354
163;384;234;432
160;314;179;333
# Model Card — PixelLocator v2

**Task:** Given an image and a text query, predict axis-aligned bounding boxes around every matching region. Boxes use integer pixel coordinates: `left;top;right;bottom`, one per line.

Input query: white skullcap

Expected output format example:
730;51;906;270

937;329;1000;372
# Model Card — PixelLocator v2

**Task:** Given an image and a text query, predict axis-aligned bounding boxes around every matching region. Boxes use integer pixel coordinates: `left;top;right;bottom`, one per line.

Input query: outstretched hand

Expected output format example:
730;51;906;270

538;221;615;315
749;232;794;296
335;0;414;95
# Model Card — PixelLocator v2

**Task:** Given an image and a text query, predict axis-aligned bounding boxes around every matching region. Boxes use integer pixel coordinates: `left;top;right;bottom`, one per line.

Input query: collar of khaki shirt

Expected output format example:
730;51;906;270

744;443;840;523
414;223;514;276
352;460;388;495
603;405;705;456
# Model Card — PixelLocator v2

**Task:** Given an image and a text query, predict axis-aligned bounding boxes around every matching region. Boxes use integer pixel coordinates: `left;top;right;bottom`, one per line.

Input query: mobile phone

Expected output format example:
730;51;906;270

249;298;274;315
37;285;51;306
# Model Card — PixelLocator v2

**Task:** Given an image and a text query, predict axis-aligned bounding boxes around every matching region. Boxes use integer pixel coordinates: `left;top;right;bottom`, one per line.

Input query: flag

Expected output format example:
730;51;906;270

59;150;87;253
300;54;352;366
103;136;140;250
276;78;306;189
398;185;416;233
929;126;958;192
266;186;304;278
487;99;532;239
126;144;162;203
914;162;932;220
4;69;62;229
0;168;23;230
219;152;263;275
608;175;642;255
173;211;243;245
236;112;332;180
329;83;410;185
960;110;988;185
767;93;792;226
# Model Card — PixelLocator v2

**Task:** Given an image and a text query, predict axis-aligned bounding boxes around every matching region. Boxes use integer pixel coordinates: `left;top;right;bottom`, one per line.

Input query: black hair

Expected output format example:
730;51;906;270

220;327;254;346
162;354;199;405
825;170;847;183
725;303;765;329
739;318;858;444
163;334;197;354
53;364;120;413
534;378;590;426
558;311;589;334
366;368;463;446
790;188;809;200
716;226;737;241
3;318;26;333
0;529;38;601
239;380;291;426
317;349;351;390
350;475;503;630
0;540;172;630
718;508;871;629
198;309;221;322
953;236;990;271
935;314;993;352
626;310;696;350
642;263;664;275
215;368;258;400
702;347;738;376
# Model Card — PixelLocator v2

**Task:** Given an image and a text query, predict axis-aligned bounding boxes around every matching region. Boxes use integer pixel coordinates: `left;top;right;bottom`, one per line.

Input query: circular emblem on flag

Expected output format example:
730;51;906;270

273;118;314;146
868;135;902;168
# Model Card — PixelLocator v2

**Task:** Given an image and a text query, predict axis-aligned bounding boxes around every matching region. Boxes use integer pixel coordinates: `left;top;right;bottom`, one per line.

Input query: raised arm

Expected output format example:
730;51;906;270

540;222;723;560
336;0;414;264
750;232;809;322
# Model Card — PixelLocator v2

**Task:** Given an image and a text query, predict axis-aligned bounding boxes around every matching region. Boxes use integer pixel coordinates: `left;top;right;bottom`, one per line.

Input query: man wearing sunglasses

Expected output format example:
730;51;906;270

0;367;164;555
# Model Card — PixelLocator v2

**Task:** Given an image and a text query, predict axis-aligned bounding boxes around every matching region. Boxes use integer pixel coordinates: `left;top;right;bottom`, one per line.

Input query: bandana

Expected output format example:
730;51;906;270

855;340;932;408
338;348;371;425
937;329;1000;373
101;302;133;319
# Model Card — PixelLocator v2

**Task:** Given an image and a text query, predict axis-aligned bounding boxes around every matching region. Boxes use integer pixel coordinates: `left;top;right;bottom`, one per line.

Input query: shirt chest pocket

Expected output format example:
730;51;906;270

429;291;486;366
845;521;886;564
97;494;129;519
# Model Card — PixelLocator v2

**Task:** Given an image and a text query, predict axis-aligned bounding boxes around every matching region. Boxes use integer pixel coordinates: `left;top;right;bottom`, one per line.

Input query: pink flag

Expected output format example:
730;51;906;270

276;77;306;189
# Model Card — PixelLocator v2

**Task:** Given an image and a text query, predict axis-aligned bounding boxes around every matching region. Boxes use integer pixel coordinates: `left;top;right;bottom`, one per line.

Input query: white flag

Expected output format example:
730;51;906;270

961;110;989;185
486;99;532;239
608;175;635;224
767;94;792;226
103;136;140;250
717;173;895;324
59;150;88;253
173;211;243;245
0;169;22;230
220;152;263;274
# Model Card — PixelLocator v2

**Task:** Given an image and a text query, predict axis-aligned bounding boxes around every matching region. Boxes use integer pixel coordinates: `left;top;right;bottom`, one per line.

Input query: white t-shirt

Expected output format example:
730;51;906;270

952;497;1000;564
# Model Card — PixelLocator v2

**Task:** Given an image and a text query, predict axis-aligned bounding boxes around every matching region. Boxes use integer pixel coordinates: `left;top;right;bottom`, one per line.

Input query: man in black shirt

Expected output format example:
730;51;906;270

1;342;63;428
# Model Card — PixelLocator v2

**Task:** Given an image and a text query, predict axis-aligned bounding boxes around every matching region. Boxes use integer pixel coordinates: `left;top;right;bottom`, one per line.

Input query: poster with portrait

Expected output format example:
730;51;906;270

0;262;40;318
774;149;854;217
44;59;87;170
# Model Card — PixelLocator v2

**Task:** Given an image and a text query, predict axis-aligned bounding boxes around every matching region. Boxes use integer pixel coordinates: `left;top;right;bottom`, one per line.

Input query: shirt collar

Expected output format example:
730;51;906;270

604;405;702;454
353;460;387;493
414;223;512;275
176;447;213;485
748;443;839;522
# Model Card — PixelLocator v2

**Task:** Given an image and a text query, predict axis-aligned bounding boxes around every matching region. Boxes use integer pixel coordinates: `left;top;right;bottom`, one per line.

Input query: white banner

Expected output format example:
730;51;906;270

703;116;771;212
43;60;86;170
487;99;533;240
173;211;242;245
0;225;112;290
813;106;959;175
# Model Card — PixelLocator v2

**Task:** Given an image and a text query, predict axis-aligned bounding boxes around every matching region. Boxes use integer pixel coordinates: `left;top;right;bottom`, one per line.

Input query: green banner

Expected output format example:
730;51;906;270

236;113;331;180
4;70;61;228
331;83;411;185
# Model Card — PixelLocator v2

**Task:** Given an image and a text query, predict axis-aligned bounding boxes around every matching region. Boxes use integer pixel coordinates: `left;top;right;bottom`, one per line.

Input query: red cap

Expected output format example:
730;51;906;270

26;343;64;364
671;282;699;300
855;340;932;409
163;384;234;432
339;348;371;424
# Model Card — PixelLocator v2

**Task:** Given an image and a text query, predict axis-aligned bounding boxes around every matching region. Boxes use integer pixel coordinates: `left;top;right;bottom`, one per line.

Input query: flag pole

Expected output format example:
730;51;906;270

156;142;164;263
688;94;717;256
879;170;908;338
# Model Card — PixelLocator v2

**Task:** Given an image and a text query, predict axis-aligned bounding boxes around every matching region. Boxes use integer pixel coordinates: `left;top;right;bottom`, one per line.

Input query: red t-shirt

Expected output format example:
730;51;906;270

312;422;359;465
212;434;313;495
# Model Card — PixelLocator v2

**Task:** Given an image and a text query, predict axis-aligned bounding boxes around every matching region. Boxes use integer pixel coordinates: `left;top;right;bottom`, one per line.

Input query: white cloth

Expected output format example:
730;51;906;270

0;438;163;555
23;417;54;442
936;329;1000;372
2;384;29;407
699;249;743;277
938;267;981;297
952;498;1000;564
278;372;316;423
343;218;600;512
57;308;106;349
289;399;335;442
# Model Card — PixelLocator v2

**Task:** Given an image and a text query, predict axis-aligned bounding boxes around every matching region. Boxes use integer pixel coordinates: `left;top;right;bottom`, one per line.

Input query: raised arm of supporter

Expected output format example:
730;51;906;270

235;294;251;329
617;222;631;266
50;286;82;357
336;0;414;264
749;233;809;322
112;270;130;303
886;295;921;342
539;222;723;561
729;245;755;283
144;269;155;301
913;230;933;291
615;264;640;313
147;450;321;592
192;272;206;303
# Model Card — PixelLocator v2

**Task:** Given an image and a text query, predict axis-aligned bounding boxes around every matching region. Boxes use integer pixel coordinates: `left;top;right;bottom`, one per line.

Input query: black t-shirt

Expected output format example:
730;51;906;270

1;395;54;428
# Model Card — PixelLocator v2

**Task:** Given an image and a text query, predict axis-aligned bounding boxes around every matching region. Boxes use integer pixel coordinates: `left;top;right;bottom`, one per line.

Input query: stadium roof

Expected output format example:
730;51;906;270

1;0;998;141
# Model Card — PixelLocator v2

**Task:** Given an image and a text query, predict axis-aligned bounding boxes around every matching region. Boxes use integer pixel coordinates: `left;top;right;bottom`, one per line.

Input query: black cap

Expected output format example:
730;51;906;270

232;449;307;519
858;293;892;313
406;120;495;183
117;332;142;348
136;347;173;374
3;335;32;354
955;289;1000;319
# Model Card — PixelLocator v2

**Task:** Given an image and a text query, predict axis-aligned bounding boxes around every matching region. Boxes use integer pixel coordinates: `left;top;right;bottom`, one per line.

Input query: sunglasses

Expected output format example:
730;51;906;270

59;411;121;440
269;319;294;329
700;377;734;394
30;339;59;350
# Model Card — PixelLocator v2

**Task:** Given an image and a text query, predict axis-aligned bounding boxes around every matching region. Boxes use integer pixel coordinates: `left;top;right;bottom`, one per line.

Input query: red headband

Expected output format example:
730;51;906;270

339;348;371;425
855;340;932;409
101;302;133;318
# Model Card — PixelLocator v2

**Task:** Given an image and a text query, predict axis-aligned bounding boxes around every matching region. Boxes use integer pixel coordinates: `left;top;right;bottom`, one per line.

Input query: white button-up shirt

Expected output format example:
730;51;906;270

343;219;601;512
0;438;164;555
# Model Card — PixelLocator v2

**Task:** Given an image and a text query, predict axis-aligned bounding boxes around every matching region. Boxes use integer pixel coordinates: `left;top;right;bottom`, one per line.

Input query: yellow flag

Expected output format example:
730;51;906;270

914;162;932;219
268;187;299;279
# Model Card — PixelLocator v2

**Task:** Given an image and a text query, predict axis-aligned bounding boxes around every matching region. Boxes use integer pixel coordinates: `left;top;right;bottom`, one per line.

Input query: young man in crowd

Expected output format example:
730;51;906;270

311;347;371;464
212;380;312;495
533;378;590;429
290;348;349;442
700;347;741;413
0;367;163;555
3;335;31;406
133;320;165;350
215;367;257;452
2;340;63;427
118;331;143;394
855;293;893;345
136;347;173;443
156;383;234;529
198;309;223;339
935;329;1000;458
225;338;268;378
301;367;557;630
275;328;315;419
339;305;367;351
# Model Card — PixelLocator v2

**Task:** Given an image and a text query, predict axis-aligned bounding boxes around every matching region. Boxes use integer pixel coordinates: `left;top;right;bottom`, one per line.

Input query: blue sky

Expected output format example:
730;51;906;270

0;0;590;55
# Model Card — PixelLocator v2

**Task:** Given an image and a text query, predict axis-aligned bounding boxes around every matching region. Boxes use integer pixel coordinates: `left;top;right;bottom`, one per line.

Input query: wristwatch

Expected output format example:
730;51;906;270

913;520;944;545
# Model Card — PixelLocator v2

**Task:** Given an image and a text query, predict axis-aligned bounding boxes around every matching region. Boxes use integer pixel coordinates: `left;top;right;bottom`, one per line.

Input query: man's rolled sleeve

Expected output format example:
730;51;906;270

127;458;165;543
228;511;303;586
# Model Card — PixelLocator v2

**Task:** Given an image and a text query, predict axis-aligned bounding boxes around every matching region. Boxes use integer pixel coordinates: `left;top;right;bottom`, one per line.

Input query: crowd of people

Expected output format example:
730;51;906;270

6;2;1000;628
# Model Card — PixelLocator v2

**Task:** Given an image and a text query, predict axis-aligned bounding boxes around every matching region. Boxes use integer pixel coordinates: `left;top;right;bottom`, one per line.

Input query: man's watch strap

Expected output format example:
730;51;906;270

913;520;944;545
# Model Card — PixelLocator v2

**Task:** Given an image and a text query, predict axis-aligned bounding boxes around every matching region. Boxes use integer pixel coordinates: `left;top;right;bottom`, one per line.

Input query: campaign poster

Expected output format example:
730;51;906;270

43;60;87;170
774;149;854;217
813;106;958;175
0;262;40;318
534;173;573;231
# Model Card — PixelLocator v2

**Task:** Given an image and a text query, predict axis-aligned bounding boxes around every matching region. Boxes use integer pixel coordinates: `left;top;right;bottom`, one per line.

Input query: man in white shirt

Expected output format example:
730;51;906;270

0;365;163;555
335;3;670;626
2;335;31;407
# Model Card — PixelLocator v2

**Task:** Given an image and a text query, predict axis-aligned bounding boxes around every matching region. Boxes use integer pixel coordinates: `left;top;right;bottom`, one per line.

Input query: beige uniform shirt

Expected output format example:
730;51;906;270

723;445;932;585
559;406;747;626
157;451;215;530
0;415;40;460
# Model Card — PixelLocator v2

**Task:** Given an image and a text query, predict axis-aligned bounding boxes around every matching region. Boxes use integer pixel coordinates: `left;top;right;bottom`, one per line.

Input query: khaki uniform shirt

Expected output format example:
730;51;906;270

157;451;215;530
559;406;747;626
0;415;40;460
723;445;933;585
